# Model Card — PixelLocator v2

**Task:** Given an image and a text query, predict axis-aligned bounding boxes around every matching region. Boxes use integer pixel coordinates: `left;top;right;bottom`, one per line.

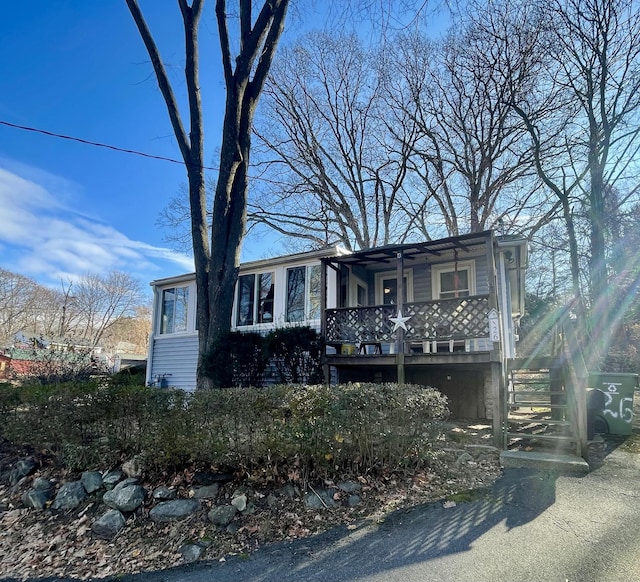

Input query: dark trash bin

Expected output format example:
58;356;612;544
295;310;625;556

587;373;638;436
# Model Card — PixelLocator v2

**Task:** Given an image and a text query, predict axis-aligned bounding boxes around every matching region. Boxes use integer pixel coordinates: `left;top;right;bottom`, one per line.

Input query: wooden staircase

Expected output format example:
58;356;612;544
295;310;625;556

505;356;580;456
499;312;589;472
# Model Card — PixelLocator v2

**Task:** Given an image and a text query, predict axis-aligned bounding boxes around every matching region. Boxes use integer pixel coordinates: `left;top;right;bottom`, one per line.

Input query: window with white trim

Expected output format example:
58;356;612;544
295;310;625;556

375;270;413;305
432;260;475;299
286;265;321;322
160;286;189;334
236;272;275;326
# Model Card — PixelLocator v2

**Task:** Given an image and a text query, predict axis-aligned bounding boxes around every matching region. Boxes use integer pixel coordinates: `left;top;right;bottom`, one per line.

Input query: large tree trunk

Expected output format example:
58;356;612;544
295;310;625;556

127;0;289;389
197;0;289;388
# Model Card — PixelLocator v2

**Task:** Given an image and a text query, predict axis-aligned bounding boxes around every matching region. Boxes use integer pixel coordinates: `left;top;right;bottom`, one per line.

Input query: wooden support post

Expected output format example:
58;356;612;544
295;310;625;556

396;251;405;384
491;362;504;447
397;352;405;385
320;259;329;385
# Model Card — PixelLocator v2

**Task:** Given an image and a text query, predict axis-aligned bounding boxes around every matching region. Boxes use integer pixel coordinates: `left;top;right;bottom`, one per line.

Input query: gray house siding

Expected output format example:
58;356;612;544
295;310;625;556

414;266;431;301
149;335;198;391
365;251;489;304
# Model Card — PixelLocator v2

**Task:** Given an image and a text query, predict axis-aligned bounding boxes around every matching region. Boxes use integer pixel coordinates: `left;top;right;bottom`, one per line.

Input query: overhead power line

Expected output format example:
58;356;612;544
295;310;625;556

0;119;220;172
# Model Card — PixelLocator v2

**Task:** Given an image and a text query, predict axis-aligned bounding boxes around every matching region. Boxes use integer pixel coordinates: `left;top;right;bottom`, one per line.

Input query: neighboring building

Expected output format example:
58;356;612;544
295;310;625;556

147;231;528;435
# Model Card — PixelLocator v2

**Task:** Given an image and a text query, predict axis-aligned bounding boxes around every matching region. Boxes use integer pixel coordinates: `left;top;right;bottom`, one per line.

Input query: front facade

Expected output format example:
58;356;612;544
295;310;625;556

147;246;346;390
147;232;527;432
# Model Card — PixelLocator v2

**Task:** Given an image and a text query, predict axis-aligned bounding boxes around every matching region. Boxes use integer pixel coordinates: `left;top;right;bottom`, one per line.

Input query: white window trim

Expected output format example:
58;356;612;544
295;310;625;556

431;260;476;299
233;270;276;328
157;282;197;336
349;272;368;307
374;269;414;305
284;264;321;324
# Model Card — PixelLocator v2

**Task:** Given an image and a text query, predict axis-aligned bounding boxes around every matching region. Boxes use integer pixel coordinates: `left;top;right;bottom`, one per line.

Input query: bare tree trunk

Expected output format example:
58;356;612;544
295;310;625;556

126;0;289;388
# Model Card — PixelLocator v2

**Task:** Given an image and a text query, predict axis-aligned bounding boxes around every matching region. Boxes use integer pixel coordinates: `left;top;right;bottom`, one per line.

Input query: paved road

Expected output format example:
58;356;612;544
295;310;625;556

21;442;640;582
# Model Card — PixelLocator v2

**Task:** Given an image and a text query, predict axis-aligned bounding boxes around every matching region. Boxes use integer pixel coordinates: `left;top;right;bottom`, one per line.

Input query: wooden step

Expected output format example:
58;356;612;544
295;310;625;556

507;432;573;442
510;379;553;385
508;356;557;371
508;402;568;409
507;419;571;426
500;451;589;474
509;390;566;396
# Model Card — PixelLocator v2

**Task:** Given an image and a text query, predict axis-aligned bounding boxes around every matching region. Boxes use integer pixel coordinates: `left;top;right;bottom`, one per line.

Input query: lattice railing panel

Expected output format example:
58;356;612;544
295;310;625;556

325;295;490;343
325;305;397;343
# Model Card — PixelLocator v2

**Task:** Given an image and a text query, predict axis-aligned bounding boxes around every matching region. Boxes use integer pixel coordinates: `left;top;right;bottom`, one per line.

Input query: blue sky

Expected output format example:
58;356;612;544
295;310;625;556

0;1;299;291
0;2;446;292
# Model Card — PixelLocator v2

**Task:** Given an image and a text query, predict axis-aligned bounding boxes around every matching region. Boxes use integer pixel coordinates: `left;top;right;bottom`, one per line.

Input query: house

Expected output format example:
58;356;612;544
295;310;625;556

147;245;348;389
147;231;528;435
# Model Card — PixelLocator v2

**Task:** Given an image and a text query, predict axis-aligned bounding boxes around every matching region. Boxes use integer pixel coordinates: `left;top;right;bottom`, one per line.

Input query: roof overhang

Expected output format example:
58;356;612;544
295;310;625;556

149;245;350;288
322;231;494;268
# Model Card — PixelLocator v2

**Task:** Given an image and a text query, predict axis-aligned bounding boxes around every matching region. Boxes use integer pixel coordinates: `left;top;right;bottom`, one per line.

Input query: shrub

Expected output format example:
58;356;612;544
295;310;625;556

0;381;449;481
265;326;323;384
201;332;268;387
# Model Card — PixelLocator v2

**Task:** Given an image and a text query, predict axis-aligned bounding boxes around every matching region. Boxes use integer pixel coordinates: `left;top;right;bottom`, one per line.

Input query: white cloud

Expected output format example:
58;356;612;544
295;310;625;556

0;164;193;286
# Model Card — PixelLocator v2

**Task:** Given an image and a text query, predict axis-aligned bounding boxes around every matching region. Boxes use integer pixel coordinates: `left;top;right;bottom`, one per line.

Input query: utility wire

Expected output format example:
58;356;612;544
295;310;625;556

0;119;220;172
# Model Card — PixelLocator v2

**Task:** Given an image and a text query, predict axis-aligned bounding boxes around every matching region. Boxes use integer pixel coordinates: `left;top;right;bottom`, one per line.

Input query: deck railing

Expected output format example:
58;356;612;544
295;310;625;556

325;295;491;344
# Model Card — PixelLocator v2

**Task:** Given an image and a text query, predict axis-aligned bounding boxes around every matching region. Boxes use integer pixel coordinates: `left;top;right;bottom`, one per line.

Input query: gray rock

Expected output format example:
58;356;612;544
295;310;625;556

22;488;54;510
179;543;204;562
304;487;337;509
114;477;139;490
122;457;144;479
225;522;240;534
208;504;237;526
103;484;146;512
10;458;37;485
266;494;278;507
149;499;201;523
153;486;177;501
192;484;219;499
337;481;362;493
231;493;247;512
347;494;361;507
32;477;53;492
81;471;103;494
51;481;87;511
92;509;126;539
456;452;474;465
102;469;124;490
16;458;38;478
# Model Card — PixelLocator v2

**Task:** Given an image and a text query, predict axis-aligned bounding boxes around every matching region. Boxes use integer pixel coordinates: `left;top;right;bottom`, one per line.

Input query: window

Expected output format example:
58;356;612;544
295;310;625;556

357;284;367;307
286;265;321;322
432;261;475;299
375;270;413;305
236;272;275;326
160;286;189;334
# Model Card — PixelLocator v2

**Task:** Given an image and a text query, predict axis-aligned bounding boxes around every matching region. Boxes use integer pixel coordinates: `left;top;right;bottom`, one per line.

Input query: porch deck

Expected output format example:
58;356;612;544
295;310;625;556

324;294;497;365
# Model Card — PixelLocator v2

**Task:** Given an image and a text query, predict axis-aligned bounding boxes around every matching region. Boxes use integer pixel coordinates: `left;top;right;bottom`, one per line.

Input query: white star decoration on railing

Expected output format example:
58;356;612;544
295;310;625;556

389;310;411;331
